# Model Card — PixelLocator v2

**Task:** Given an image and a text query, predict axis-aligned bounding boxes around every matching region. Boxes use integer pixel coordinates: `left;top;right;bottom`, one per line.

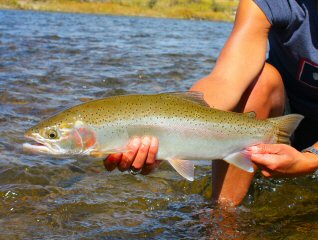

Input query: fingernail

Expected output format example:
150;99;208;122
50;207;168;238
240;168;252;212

142;136;150;145
132;138;141;147
107;165;115;171
151;137;158;147
241;150;251;157
246;146;260;152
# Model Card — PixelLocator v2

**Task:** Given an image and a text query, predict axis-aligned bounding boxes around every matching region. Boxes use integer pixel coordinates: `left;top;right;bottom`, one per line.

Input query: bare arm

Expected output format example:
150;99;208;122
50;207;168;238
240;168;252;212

191;0;271;110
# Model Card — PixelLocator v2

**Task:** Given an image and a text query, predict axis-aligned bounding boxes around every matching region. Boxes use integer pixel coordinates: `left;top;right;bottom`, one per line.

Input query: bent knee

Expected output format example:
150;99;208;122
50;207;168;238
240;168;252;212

263;63;285;117
241;63;285;118
264;63;284;93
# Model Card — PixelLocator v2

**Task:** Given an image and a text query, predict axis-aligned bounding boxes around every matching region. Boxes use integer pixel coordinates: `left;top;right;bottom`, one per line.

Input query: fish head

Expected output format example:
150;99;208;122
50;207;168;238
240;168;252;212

23;116;97;156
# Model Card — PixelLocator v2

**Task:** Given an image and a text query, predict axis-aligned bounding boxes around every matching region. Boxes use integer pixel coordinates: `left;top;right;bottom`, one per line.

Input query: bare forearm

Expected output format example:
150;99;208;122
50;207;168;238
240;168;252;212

302;152;318;174
190;0;271;111
302;142;318;174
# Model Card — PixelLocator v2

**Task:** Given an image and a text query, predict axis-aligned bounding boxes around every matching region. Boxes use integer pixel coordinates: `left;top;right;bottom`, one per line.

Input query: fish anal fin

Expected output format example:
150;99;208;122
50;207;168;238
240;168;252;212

168;158;194;181
224;152;254;173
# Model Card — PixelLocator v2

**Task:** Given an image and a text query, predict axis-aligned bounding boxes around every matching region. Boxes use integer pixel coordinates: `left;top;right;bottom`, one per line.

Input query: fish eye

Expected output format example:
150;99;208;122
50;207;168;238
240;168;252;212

47;130;58;139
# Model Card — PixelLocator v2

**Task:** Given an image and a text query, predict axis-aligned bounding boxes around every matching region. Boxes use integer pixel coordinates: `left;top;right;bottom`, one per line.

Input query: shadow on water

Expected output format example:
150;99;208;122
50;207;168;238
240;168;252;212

0;9;317;239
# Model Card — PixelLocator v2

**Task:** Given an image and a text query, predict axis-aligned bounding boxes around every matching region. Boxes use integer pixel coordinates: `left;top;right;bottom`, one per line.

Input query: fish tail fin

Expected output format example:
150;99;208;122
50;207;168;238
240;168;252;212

268;114;304;144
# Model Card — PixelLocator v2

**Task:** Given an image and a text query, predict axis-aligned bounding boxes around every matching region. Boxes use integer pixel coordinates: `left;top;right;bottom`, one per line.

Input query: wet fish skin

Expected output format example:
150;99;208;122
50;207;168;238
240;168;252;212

23;92;303;181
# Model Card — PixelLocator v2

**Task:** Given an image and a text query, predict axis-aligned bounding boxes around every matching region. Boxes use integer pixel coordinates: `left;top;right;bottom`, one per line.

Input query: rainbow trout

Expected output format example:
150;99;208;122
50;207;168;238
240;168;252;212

23;92;303;181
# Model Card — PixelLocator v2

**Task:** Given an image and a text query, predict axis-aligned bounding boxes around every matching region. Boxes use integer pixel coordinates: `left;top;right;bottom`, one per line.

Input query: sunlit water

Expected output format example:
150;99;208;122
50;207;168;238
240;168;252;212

0;9;318;239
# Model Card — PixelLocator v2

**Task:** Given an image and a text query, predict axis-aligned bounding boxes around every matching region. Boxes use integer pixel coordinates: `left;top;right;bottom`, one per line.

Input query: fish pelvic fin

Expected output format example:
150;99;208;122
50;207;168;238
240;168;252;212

268;114;304;145
168;158;194;181
223;152;254;173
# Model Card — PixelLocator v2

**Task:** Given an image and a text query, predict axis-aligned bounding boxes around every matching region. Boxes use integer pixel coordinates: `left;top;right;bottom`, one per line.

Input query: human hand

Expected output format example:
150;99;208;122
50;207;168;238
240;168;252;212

246;144;318;177
103;136;161;175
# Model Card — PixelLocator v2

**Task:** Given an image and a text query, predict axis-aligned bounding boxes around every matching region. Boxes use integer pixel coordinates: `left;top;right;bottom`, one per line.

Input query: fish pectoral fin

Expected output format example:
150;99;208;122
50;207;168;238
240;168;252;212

223;152;254;173
90;148;128;158
168;158;194;181
90;150;108;158
90;148;129;158
104;148;129;154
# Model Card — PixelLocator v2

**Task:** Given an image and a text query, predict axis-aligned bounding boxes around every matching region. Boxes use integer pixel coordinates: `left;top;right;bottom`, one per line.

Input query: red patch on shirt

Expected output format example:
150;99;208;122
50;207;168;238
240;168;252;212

298;58;318;89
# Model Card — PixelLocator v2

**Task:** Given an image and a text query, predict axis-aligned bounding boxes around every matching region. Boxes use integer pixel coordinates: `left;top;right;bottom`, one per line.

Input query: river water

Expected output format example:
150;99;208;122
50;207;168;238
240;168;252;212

0;9;317;239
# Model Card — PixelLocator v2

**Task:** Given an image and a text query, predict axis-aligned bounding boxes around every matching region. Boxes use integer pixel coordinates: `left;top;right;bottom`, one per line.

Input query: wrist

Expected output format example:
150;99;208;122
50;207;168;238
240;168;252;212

302;151;318;173
302;144;318;170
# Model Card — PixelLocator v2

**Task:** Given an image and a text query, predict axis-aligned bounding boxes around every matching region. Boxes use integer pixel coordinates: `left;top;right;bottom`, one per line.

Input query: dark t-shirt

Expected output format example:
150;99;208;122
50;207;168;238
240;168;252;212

254;0;318;149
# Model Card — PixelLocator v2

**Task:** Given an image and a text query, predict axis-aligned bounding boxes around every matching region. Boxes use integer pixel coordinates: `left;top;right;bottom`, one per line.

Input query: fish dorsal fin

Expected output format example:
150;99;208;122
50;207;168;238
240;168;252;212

167;158;194;181
161;91;210;107
79;97;95;103
244;111;256;118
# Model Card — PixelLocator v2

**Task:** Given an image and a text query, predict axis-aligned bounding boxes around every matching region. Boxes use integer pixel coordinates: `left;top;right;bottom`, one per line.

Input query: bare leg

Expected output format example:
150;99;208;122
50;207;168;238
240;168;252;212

212;63;285;206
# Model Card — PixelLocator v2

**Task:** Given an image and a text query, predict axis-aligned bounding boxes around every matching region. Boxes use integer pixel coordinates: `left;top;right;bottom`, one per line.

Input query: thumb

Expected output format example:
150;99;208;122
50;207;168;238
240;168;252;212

261;169;272;178
250;152;277;166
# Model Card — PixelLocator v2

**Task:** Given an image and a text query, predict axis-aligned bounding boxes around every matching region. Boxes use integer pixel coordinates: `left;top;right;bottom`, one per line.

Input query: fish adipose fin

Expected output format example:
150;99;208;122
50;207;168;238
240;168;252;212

244;111;256;118
224;152;254;173
268;114;304;144
168;159;195;181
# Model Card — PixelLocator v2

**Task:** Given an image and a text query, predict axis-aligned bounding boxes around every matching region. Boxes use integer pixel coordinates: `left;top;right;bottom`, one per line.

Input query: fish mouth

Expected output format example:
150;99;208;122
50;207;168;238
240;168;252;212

23;134;52;154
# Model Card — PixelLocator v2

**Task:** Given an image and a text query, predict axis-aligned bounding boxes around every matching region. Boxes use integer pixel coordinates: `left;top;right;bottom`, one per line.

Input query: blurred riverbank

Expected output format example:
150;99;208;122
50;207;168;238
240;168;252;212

0;0;237;21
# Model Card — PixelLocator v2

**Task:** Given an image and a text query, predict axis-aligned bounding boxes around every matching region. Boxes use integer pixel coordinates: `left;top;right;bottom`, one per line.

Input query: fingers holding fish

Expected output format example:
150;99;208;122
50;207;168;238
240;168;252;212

131;136;151;171
104;153;122;171
248;144;289;168
146;137;159;165
103;138;141;171
103;136;160;175
247;144;282;154
247;144;283;172
140;137;159;175
248;143;318;177
118;138;141;171
141;160;161;175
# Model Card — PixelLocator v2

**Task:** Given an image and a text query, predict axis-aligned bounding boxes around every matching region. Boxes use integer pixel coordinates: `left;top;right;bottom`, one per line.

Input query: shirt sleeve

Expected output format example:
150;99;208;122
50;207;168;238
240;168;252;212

254;0;292;28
